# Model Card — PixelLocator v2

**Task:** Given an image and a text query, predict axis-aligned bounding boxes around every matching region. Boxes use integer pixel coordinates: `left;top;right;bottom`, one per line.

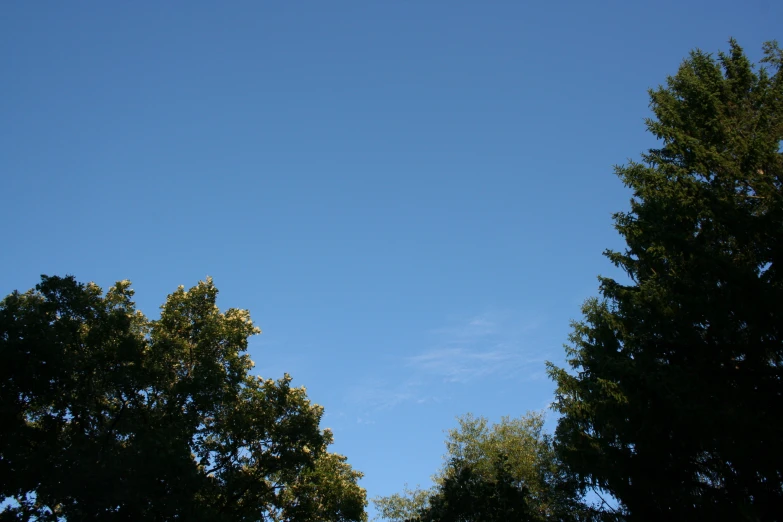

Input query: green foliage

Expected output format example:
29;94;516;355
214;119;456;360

373;413;605;522
0;275;366;521
415;454;534;522
548;39;783;520
373;485;433;522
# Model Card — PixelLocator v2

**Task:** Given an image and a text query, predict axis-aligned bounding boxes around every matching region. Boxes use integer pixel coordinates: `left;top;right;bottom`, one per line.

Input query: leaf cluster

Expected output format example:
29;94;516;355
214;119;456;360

0;276;366;521
374;413;608;522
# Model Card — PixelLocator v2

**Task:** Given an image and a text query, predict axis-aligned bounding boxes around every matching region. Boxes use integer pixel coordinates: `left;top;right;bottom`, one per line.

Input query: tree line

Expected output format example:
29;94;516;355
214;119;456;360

2;39;781;521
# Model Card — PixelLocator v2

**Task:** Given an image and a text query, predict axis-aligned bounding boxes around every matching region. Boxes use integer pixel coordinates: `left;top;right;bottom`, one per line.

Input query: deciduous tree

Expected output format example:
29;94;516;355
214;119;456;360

373;413;603;522
0;275;366;521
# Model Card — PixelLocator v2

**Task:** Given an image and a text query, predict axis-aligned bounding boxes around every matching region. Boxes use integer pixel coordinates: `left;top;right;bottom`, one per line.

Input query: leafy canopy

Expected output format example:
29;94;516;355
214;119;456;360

373;412;605;522
0;275;366;521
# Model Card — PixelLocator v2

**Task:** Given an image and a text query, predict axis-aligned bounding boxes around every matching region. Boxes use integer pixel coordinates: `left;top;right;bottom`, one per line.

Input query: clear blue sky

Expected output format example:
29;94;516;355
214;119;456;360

1;1;778;517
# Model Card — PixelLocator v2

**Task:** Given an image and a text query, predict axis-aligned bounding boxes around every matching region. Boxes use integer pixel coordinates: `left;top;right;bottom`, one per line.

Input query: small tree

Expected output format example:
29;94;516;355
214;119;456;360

373;412;604;522
548;39;783;520
0;275;366;521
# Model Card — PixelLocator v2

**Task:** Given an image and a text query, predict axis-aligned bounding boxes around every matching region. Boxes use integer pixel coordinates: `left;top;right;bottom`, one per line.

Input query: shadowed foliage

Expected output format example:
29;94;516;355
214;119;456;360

0;275;366;521
374;413;609;522
548;39;783;521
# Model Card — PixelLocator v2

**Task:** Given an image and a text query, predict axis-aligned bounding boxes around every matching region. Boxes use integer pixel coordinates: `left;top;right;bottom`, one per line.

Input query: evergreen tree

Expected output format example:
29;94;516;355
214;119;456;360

548;40;783;521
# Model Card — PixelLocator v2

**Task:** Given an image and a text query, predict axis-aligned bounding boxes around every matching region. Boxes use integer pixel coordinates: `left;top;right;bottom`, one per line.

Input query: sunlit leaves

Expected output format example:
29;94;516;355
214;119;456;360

0;276;366;521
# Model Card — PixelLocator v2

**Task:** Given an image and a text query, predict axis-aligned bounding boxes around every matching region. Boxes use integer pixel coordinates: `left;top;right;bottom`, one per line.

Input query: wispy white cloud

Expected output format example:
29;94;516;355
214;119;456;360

349;310;546;416
350;377;421;410
408;311;544;383
347;377;444;424
428;312;500;342
407;346;540;383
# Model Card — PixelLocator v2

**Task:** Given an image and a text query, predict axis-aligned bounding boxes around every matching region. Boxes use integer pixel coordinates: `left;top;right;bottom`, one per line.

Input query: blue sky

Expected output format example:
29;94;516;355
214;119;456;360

1;1;778;517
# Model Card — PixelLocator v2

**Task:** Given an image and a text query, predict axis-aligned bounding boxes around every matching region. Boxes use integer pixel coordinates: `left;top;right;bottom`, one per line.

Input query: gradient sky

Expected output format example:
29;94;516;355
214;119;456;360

1;1;779;518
